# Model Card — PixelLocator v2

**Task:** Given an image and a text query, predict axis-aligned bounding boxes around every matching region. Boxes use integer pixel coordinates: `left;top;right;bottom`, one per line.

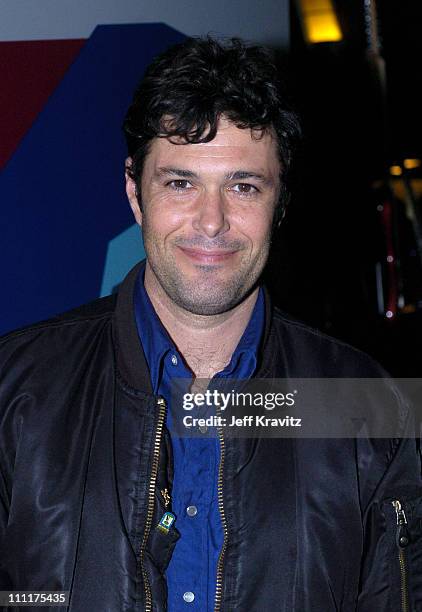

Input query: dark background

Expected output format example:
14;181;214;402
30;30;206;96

266;0;422;376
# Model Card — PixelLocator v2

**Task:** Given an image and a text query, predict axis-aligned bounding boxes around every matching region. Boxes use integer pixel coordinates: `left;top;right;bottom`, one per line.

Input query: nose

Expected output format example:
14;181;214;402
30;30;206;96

192;188;230;238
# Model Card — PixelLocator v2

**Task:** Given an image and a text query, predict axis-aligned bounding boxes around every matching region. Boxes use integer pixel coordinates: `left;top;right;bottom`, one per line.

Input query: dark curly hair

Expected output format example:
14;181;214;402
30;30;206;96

123;36;301;223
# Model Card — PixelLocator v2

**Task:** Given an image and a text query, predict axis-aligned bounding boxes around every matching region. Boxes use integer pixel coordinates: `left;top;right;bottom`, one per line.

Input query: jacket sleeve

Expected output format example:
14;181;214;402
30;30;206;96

0;462;9;547
357;388;422;611
0;463;11;589
0;333;26;590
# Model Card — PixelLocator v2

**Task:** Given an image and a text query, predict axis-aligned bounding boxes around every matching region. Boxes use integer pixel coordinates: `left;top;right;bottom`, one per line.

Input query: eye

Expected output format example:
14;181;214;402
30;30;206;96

167;179;193;191
231;183;259;196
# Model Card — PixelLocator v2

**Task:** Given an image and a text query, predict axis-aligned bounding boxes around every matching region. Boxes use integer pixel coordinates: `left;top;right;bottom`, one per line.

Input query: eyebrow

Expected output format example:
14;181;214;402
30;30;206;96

155;166;272;183
156;167;198;179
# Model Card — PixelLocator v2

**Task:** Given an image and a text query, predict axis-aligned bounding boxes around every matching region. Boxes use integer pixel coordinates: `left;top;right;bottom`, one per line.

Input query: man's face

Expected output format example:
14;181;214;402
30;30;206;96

126;117;281;315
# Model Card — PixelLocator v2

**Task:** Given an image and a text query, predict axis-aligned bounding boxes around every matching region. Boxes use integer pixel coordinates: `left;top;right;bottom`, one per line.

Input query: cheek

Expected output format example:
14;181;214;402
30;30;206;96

142;204;187;242
236;210;273;248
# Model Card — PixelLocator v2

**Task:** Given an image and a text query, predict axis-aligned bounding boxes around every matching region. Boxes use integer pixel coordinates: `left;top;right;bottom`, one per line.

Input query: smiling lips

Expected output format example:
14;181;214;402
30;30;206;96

178;246;238;264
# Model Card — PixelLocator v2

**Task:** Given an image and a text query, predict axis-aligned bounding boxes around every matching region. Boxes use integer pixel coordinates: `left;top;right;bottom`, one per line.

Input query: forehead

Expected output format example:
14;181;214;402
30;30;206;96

143;118;280;176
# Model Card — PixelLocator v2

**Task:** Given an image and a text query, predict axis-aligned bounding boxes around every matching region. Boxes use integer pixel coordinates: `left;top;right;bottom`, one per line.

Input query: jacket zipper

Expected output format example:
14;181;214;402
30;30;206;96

214;408;228;612
139;396;167;612
392;500;410;612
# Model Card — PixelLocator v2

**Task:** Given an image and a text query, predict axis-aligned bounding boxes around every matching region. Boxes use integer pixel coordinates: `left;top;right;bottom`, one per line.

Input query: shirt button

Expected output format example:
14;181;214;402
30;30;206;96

199;424;208;433
186;505;198;517
171;354;178;366
183;591;195;603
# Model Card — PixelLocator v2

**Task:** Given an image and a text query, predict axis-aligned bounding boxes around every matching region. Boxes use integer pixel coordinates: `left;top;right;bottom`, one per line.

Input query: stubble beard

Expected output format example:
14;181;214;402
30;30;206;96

144;237;271;316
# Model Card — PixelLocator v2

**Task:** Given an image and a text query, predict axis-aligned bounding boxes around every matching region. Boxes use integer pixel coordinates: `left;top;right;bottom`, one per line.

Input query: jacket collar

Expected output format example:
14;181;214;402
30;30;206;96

113;260;276;393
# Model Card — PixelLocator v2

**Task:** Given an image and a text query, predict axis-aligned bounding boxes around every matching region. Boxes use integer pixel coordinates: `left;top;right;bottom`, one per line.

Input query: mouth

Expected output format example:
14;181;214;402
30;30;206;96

178;246;238;265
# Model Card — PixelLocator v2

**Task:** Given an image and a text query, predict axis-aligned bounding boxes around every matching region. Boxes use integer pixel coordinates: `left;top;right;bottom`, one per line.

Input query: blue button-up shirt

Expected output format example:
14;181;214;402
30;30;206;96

134;266;264;611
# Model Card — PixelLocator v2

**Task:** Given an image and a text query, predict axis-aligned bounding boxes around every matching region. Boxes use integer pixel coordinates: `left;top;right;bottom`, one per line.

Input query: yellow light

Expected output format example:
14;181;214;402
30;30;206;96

389;165;403;176
403;159;421;170
299;0;343;44
390;178;422;202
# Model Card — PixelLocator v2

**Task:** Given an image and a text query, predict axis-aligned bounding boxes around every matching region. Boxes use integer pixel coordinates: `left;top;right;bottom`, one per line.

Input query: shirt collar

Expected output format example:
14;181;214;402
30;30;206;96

221;285;264;377
134;264;174;391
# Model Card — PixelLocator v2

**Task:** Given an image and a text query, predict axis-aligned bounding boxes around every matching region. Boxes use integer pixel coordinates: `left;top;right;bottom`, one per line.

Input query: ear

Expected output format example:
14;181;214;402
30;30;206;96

125;157;143;226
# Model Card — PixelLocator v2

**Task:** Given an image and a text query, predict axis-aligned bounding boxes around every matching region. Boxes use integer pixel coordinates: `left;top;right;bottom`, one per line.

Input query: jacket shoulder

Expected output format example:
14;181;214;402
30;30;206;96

0;295;117;346
0;295;118;426
270;307;388;376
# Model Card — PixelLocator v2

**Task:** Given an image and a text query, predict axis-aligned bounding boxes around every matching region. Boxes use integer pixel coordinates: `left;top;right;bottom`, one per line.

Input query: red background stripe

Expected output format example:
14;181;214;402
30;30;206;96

0;39;85;168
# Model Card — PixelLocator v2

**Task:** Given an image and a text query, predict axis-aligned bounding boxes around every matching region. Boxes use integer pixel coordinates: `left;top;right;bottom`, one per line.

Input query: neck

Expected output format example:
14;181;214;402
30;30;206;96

144;262;258;378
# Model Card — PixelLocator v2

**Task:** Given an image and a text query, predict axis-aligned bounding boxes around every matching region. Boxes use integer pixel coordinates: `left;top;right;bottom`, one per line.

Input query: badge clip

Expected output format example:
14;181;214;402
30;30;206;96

157;511;176;535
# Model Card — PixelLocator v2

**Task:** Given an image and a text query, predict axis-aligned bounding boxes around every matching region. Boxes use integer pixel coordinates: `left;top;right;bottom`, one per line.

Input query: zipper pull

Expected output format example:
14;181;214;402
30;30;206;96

392;500;411;548
161;488;171;508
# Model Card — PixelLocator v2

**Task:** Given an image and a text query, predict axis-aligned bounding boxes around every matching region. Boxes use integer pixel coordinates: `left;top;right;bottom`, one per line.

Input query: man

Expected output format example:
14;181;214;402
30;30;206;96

0;36;421;612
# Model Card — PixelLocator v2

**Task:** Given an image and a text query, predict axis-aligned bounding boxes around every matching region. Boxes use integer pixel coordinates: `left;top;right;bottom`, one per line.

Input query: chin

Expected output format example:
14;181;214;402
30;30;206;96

171;284;247;316
176;299;239;316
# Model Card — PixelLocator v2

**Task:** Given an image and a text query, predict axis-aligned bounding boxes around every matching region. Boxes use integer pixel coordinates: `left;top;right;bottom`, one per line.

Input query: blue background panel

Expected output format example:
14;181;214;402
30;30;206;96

100;223;145;297
0;23;185;335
